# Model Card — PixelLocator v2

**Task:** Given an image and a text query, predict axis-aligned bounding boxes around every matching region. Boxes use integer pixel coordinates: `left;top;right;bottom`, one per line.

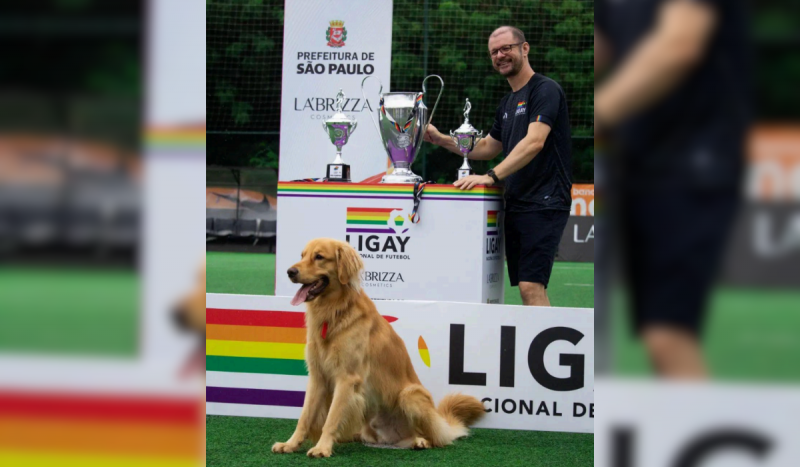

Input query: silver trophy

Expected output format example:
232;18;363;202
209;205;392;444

450;98;484;180
361;75;444;183
322;89;357;182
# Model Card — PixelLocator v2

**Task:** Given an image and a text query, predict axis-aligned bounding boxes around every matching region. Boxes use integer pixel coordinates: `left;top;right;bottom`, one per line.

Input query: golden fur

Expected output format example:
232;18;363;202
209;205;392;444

173;261;207;378
173;261;207;336
272;238;485;458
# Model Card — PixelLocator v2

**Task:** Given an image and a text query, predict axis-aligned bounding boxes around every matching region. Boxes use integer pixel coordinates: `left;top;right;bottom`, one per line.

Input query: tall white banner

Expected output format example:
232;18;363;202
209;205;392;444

279;0;393;182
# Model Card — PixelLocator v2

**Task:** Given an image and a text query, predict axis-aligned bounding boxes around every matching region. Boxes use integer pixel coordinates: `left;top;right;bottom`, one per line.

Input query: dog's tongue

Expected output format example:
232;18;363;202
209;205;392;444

291;283;313;306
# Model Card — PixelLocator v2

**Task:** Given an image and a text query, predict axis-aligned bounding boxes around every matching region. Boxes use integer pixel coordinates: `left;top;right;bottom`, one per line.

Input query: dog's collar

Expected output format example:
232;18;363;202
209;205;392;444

321;322;328;339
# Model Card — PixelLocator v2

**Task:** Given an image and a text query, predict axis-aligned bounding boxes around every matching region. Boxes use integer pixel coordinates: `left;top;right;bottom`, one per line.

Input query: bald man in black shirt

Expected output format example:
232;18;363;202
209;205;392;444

424;26;572;307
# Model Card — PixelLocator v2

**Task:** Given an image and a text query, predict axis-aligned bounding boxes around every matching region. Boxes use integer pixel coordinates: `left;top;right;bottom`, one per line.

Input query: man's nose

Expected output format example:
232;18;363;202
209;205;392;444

287;267;298;279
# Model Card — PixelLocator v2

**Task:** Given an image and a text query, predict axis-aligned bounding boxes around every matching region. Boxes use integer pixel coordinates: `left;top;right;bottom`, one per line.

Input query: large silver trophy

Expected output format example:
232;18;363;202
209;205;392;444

322;89;357;182
450;98;484;180
361;75;444;183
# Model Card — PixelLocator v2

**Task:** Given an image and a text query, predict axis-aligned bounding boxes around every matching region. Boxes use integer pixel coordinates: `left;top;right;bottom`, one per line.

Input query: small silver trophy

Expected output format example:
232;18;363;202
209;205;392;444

450;99;483;180
322;89;357;182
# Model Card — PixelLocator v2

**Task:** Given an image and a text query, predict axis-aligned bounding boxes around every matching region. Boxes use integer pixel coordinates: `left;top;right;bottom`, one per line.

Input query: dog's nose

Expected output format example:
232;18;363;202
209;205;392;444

172;307;189;330
287;267;298;279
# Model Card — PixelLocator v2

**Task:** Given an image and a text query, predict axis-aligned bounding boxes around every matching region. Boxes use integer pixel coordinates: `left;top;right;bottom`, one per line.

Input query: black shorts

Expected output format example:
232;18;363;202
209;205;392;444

505;209;570;288
620;189;739;336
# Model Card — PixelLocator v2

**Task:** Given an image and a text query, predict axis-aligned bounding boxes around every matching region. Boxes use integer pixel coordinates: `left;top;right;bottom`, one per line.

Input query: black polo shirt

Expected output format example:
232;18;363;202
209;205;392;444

596;0;751;188
489;73;572;212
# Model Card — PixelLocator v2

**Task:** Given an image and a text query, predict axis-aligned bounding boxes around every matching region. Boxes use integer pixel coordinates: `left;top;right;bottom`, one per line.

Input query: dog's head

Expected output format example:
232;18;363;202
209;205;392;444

288;238;363;305
172;261;207;336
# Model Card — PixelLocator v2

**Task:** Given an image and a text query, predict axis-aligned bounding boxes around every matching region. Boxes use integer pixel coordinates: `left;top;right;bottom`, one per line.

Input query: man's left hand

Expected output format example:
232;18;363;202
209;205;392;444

453;174;493;190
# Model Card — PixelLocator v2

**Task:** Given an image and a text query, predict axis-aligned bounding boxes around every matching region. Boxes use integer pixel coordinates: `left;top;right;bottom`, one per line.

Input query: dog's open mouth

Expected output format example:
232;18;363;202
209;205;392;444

290;276;329;305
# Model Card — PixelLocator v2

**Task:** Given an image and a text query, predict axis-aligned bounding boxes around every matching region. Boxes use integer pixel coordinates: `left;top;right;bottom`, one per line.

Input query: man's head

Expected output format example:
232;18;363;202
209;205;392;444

488;26;530;77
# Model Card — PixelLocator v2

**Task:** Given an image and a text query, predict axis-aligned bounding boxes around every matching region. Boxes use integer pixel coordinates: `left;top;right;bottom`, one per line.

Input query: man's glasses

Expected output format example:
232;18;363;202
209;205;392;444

490;42;524;58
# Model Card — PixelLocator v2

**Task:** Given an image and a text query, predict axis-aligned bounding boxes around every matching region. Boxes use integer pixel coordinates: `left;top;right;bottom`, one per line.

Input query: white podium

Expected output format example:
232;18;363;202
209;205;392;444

275;182;505;304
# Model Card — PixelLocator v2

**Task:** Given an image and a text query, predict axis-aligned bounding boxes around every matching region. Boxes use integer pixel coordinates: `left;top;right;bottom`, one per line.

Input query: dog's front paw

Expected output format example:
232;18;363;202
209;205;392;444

272;441;299;454
307;445;333;458
412;437;431;450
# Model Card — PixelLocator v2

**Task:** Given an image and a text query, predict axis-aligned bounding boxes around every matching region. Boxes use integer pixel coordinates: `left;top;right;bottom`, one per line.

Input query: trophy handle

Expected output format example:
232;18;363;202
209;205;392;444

361;76;382;137
421;74;445;128
449;129;459;146
321;122;328;132
351;119;357;135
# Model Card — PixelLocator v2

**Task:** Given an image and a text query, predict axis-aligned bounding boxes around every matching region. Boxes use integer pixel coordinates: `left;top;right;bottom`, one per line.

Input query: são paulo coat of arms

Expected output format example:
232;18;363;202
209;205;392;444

326;20;347;47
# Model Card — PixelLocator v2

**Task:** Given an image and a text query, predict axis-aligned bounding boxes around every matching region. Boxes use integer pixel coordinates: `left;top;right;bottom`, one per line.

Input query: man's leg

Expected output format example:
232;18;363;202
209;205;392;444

519;281;550;306
642;325;707;379
512;210;570;307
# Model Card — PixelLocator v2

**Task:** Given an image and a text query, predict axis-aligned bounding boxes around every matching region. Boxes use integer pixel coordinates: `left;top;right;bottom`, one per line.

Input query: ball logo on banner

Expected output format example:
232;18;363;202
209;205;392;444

326;20;347;47
345;207;413;260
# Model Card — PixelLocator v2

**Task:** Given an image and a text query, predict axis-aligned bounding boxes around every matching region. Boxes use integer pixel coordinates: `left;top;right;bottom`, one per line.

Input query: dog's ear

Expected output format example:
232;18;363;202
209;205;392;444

336;242;363;288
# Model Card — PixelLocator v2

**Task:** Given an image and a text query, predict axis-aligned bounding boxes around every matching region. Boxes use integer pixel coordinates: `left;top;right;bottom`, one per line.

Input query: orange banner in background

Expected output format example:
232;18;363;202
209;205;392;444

748;126;800;201
571;184;594;216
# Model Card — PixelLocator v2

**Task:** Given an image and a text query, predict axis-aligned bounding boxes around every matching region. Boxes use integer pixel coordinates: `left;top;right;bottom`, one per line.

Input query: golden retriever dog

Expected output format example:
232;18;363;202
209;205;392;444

272;238;484;458
172;261;207;376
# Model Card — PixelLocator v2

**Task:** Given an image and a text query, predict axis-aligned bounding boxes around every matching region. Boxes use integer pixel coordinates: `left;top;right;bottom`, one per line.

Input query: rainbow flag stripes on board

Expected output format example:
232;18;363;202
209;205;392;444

487;210;498;236
345;207;402;234
206;307;397;408
0;391;201;467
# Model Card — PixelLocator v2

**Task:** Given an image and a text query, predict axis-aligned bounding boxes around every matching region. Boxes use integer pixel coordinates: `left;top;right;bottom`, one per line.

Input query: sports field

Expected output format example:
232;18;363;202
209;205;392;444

206;251;593;466
0;266;138;356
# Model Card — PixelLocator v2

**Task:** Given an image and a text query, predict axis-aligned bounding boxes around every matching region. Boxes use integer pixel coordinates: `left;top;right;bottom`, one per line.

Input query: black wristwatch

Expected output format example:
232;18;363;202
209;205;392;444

486;169;500;184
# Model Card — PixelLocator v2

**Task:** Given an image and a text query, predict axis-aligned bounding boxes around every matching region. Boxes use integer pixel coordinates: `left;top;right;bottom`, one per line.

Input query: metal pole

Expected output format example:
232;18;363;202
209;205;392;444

422;0;429;181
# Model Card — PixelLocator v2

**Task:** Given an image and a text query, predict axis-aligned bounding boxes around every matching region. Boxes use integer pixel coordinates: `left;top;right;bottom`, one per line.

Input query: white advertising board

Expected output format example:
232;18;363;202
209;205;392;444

206;294;595;434
275;182;505;304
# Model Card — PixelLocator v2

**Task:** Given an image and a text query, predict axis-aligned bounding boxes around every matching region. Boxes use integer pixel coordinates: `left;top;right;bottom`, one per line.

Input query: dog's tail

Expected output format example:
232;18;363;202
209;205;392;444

399;387;485;447
437;393;486;429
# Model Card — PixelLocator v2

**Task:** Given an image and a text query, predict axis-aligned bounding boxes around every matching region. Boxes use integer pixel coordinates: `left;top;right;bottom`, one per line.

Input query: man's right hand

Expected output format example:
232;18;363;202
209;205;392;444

424;123;442;145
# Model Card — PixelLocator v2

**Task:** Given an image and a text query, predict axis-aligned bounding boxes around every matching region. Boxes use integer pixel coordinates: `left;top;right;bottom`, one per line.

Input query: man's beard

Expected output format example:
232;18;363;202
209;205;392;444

494;55;523;77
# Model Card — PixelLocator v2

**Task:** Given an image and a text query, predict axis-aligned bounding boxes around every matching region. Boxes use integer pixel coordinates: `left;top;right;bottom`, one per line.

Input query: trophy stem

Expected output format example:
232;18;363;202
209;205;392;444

332;151;344;165
459;157;471;170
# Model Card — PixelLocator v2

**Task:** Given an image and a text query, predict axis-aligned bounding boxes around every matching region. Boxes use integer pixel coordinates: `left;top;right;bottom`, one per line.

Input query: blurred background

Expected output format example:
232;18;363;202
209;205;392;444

0;1;204;466
595;0;800;465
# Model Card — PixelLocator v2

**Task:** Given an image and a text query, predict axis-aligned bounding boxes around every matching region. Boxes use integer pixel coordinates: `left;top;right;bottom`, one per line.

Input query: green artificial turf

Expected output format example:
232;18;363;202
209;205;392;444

207;415;593;467
0;266;138;356
205;251;595;308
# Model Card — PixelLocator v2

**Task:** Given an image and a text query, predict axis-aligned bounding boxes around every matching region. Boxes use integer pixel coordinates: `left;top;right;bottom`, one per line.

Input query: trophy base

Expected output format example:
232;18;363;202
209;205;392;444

381;172;423;184
457;169;472;180
327;163;351;182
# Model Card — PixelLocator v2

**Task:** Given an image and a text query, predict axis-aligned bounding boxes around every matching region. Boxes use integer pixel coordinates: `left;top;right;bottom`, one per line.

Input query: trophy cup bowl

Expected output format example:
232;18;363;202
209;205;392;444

362;75;444;183
449;98;483;180
322;89;357;182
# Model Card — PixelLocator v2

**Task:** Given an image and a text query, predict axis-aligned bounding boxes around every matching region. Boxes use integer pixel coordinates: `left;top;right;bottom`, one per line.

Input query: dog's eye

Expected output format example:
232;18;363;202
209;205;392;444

315;254;324;260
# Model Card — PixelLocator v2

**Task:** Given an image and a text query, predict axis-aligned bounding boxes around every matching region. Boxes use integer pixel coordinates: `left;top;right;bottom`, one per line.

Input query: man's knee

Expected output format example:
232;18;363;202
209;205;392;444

642;326;696;359
519;282;546;296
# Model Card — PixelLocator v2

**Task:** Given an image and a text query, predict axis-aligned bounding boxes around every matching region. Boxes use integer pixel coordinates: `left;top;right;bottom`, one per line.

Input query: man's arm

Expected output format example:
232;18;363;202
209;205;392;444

424;123;503;160
453;122;550;190
595;0;717;126
595;29;612;75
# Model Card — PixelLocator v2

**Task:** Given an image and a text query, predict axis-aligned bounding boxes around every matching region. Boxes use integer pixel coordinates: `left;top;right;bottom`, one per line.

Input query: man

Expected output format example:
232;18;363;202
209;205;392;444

423;26;572;307
595;0;749;378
